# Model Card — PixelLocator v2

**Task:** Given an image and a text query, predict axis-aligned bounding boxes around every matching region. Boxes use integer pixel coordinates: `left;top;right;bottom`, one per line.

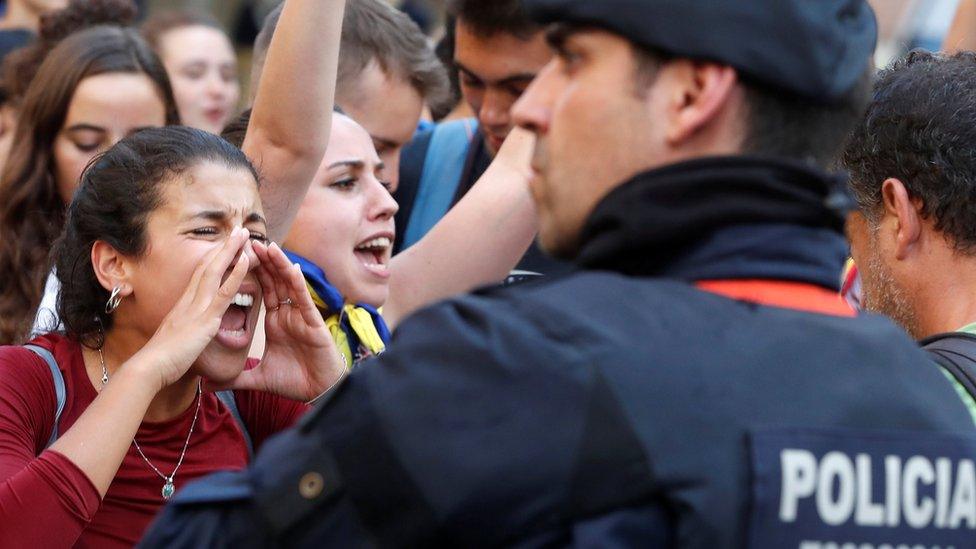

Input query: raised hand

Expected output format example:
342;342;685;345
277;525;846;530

221;240;345;402
135;227;253;392
493;125;535;179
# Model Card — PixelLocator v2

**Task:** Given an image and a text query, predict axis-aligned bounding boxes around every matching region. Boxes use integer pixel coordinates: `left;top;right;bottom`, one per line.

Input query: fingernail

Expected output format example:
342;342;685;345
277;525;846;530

240;227;250;239
231;226;240;237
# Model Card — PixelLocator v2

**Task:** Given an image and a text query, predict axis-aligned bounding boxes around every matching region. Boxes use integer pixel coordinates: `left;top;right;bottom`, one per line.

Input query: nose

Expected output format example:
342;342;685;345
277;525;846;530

513;61;558;135
226;228;259;275
243;239;259;271
479;87;511;130
367;177;399;221
206;71;227;99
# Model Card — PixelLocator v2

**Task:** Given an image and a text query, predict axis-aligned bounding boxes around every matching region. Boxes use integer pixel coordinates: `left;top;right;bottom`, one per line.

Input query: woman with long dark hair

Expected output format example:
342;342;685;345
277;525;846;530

0;25;179;343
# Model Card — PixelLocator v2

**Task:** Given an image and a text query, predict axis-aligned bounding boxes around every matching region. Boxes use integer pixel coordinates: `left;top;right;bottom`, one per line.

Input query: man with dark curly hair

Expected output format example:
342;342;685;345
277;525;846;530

844;50;976;402
844;51;976;341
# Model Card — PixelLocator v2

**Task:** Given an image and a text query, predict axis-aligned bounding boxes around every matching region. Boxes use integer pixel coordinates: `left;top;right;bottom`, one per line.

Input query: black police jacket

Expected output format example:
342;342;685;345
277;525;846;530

141;157;976;548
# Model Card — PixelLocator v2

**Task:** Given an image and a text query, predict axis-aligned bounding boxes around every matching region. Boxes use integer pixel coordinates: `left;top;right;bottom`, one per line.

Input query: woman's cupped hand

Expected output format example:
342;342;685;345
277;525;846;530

212;240;346;402
136;227;256;392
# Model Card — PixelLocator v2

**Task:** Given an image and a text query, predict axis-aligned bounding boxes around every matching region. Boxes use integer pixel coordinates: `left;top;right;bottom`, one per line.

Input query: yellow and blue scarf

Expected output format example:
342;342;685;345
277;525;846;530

284;250;391;368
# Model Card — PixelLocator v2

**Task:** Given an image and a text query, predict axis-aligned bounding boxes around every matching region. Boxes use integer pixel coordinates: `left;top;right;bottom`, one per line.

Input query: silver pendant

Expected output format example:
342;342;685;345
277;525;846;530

162;479;175;499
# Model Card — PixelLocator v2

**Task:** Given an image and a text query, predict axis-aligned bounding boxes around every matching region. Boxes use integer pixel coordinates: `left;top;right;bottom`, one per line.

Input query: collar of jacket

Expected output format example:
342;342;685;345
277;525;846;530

574;155;852;290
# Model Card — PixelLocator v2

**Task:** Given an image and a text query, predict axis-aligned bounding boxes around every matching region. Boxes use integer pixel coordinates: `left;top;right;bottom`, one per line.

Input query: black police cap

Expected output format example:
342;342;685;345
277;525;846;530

522;0;877;103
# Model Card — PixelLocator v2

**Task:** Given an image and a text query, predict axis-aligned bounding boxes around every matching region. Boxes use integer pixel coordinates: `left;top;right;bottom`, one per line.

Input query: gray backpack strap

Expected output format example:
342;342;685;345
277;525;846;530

24;344;65;450
922;332;976;400
216;390;253;460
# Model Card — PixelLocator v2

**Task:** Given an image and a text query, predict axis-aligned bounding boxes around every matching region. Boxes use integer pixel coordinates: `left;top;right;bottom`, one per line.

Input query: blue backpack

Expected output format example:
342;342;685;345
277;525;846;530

399;118;479;251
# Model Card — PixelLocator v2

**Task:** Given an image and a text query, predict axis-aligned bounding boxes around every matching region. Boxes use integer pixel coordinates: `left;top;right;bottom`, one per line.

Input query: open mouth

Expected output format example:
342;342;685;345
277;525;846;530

487;134;505;150
353;235;392;278
205;106;227;124
215;291;257;350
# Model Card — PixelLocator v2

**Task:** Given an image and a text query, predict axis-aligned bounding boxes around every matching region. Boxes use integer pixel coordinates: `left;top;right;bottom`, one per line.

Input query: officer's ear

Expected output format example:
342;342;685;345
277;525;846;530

880;177;922;261
663;59;739;147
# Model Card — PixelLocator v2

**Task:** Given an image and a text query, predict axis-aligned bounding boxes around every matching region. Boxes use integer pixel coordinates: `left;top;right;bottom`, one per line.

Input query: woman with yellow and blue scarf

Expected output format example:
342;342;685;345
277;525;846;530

276;114;537;368
284;250;391;367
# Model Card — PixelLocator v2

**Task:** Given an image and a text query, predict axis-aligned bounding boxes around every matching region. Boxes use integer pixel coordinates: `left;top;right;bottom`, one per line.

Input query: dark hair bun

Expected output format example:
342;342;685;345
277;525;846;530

39;0;137;43
2;0;137;105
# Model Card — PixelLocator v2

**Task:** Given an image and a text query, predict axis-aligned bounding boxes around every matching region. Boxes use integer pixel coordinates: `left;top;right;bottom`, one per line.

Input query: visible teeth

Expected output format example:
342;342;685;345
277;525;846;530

232;293;254;307
220;329;245;337
356;237;391;251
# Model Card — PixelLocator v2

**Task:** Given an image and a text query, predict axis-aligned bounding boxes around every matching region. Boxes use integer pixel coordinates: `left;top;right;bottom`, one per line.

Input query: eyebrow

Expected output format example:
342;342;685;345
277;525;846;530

186;210;267;226
546;23;584;55
329;159;386;173
371;136;400;150
455;61;537;86
64;124;157;136
181;59;237;70
64;124;106;134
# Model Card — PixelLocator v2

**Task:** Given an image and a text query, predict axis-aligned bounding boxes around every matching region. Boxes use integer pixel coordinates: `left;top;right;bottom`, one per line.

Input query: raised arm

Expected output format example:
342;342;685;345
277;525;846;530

944;0;976;53
383;128;537;329
243;0;346;242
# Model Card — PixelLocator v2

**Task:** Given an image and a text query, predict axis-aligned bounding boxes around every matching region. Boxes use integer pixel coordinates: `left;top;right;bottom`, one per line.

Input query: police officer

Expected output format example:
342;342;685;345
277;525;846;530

142;1;976;547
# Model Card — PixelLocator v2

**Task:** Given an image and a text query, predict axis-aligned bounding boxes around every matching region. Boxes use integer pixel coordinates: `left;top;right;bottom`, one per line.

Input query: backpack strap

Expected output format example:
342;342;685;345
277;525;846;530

216;390;254;460
24;344;65;450
401;118;478;251
23;345;256;459
920;332;976;427
921;332;976;399
393;127;434;254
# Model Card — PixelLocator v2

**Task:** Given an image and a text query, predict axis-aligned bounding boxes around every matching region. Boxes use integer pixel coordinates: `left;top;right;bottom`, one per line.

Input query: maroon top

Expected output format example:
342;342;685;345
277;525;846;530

0;333;308;547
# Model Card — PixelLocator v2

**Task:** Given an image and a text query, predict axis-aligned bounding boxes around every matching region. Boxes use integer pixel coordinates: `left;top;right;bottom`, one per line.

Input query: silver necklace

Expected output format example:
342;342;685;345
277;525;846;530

98;347;203;500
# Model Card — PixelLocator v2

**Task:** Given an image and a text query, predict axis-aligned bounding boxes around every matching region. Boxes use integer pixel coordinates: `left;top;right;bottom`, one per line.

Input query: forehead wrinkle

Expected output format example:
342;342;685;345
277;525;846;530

173;180;253;219
183;207;233;222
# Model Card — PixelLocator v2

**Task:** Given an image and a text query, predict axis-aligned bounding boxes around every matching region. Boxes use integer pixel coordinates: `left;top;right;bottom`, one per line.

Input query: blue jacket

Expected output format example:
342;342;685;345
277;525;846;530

141;157;976;548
